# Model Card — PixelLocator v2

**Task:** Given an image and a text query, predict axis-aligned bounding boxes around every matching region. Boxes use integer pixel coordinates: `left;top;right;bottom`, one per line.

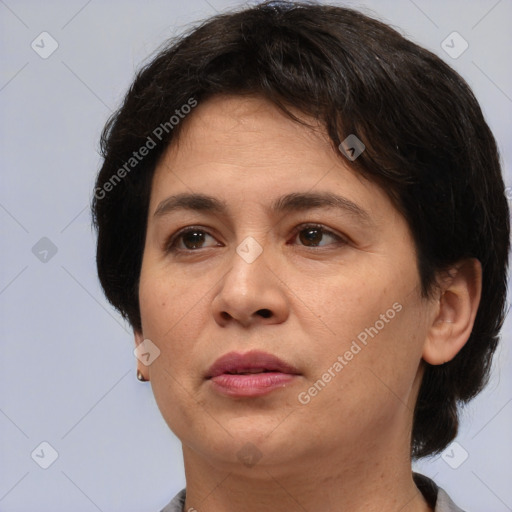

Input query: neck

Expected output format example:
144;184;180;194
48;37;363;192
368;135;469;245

181;433;432;512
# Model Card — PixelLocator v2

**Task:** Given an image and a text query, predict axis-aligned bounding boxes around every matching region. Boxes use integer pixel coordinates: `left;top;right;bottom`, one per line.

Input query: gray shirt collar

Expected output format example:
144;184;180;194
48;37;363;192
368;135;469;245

161;474;464;512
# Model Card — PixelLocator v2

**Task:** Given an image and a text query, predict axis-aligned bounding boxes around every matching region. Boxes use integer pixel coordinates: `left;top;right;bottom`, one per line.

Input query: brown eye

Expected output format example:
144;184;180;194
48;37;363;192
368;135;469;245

299;227;324;246
166;228;220;252
293;225;343;247
181;230;207;249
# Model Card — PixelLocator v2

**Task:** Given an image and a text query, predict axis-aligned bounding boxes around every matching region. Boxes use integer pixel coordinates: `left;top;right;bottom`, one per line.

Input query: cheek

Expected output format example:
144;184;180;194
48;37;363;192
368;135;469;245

139;266;207;340
139;273;211;438
138;268;210;394
298;275;426;419
299;272;388;342
304;298;426;424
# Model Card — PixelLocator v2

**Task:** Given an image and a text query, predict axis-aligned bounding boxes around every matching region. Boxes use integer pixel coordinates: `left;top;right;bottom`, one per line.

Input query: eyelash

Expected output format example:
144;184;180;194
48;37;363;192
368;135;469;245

164;223;346;253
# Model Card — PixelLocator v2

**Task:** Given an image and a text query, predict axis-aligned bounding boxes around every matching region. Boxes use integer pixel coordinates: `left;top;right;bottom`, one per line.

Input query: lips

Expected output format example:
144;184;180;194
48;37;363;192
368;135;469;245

206;350;301;398
206;350;300;379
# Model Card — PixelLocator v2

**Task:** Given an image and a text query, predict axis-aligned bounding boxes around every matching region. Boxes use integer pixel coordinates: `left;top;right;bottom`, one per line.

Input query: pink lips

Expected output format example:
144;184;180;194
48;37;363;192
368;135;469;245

206;350;301;397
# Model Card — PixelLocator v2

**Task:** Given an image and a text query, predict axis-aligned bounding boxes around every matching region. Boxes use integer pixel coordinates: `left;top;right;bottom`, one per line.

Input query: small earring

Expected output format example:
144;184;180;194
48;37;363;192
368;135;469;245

137;370;147;382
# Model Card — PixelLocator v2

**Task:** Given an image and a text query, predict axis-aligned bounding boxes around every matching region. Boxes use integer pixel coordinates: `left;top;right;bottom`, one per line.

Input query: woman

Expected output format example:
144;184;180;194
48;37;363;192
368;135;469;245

92;2;510;511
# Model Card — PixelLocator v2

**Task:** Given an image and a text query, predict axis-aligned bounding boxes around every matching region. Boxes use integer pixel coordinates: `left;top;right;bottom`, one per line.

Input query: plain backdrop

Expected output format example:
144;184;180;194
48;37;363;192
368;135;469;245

1;0;511;511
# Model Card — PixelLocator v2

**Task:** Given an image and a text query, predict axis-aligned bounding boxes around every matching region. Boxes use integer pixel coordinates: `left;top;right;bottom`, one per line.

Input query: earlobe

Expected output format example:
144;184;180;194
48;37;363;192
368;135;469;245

422;258;482;365
134;330;149;382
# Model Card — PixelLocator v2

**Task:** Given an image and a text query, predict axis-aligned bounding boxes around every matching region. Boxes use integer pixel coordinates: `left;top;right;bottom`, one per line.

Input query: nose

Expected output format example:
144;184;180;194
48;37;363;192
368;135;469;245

211;242;290;328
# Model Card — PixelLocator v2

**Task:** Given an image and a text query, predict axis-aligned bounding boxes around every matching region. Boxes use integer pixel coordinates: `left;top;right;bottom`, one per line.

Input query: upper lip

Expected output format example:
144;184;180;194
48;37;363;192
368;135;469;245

206;350;301;379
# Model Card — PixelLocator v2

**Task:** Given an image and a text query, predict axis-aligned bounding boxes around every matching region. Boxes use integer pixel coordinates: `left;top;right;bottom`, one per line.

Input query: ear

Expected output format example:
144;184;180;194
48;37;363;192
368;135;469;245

134;330;149;381
423;258;482;365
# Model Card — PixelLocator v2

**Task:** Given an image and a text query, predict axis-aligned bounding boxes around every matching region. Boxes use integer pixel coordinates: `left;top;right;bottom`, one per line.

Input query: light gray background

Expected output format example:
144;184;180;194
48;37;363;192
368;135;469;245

1;0;511;510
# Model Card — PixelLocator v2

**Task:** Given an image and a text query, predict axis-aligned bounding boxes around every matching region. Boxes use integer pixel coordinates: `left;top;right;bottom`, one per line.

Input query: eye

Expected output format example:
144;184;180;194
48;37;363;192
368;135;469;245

291;224;345;248
166;227;221;252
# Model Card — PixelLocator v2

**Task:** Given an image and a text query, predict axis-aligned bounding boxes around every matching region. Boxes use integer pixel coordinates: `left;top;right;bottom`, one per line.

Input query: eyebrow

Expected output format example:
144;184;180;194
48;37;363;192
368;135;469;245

153;191;372;225
271;192;372;225
154;193;227;217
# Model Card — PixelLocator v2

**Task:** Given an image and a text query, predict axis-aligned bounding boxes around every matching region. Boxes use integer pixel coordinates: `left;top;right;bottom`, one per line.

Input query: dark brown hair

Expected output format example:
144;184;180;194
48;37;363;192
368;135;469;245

92;0;510;457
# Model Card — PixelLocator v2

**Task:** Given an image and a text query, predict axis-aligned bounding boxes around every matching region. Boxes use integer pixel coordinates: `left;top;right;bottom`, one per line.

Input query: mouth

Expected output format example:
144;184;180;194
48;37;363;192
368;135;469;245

206;350;301;379
206;350;301;397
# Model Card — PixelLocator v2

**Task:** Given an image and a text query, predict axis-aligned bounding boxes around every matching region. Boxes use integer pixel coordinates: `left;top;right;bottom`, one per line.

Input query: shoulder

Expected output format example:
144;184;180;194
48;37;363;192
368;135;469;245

413;473;466;512
160;488;186;512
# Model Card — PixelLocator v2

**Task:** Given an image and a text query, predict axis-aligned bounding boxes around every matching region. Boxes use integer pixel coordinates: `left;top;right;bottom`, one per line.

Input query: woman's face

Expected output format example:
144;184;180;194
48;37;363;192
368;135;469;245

136;94;435;473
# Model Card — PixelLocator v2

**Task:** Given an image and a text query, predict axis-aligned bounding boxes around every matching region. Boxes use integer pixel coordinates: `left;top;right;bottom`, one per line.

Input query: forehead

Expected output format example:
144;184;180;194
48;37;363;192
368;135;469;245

149;94;396;226
166;94;333;167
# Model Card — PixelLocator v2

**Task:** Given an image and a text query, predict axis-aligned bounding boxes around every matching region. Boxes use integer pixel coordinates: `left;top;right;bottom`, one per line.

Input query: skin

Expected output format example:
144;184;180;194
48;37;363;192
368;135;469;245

134;95;481;512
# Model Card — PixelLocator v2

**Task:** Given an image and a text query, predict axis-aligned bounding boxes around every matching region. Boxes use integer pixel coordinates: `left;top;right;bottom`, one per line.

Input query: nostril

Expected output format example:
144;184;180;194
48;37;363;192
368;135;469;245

257;308;272;318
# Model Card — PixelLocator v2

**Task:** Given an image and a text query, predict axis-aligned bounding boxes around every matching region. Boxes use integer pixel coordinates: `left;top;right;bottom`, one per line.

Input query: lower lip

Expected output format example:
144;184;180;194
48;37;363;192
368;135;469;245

209;372;298;397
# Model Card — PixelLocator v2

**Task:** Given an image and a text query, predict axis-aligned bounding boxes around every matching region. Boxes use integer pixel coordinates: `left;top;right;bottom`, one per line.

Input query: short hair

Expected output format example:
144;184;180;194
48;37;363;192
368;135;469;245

92;1;510;458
